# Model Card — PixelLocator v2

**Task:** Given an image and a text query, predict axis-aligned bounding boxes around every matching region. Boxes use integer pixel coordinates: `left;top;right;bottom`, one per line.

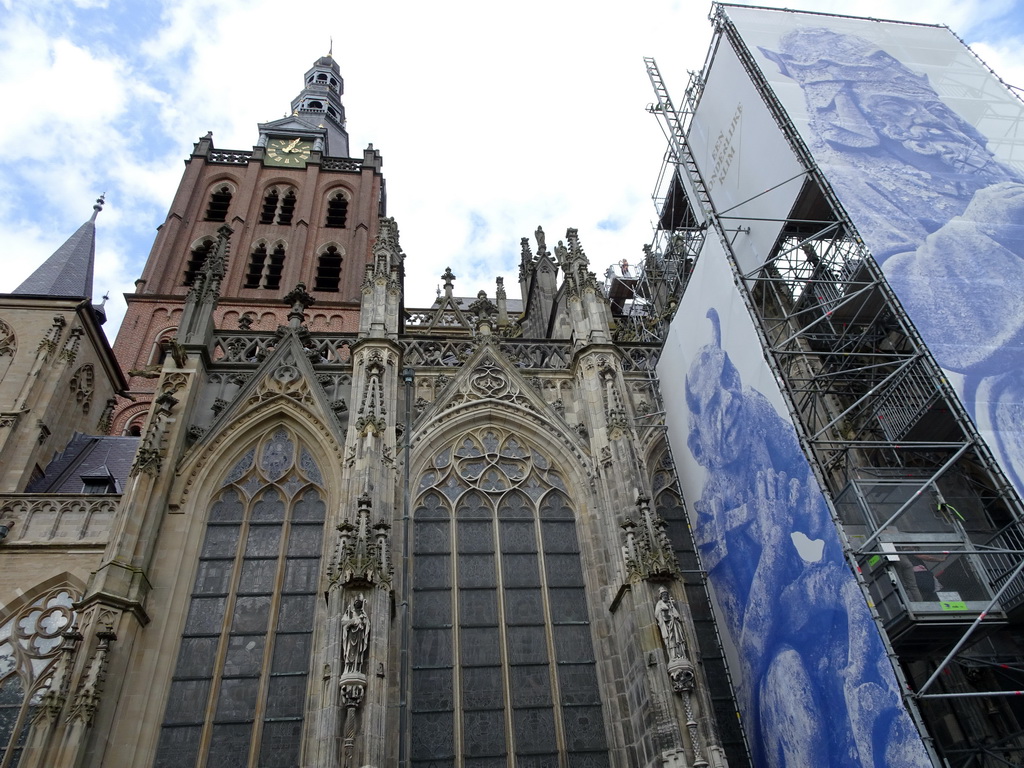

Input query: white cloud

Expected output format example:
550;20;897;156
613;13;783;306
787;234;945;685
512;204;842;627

1;0;1021;338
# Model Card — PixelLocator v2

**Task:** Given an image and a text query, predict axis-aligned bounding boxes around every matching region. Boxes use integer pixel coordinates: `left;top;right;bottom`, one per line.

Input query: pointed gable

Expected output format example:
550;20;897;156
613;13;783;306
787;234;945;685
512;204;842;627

191;330;348;458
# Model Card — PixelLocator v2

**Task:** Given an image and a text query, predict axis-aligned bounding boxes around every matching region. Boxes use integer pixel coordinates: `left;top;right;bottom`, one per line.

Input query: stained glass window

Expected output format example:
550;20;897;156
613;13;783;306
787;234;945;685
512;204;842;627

0;588;78;768
410;428;609;766
155;428;325;767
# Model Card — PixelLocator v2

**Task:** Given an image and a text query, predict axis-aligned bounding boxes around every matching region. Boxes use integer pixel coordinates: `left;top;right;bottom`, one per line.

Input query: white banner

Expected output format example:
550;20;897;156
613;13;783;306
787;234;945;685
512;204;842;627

688;37;806;276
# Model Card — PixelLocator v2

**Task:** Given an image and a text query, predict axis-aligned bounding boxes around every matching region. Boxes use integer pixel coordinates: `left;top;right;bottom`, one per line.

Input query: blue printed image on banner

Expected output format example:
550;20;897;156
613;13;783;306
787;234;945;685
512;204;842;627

755;25;1024;498
684;305;930;767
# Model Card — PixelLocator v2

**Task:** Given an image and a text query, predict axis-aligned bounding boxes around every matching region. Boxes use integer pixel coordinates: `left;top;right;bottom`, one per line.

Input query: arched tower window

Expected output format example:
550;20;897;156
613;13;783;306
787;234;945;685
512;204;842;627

184;239;215;287
0;587;79;767
259;188;296;226
324;192;348;229
314;246;343;292
410;428;609;765
154;428;326;768
204;185;233;222
259;190;279;224
244;243;286;291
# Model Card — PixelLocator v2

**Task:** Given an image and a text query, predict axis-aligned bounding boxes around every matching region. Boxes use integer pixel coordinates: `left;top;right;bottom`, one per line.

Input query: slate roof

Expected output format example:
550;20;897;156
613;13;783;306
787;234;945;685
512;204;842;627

27;433;141;494
12;201;101;299
447;296;525;314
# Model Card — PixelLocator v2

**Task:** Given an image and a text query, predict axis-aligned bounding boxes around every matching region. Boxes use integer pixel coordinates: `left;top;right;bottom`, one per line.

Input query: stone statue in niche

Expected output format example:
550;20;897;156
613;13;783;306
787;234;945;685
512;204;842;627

655;587;687;660
655;586;696;695
341;595;369;677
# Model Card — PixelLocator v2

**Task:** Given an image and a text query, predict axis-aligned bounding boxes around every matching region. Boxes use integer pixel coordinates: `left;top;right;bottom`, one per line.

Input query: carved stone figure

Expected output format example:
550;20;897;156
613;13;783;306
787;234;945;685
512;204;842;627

655;587;687;660
341;596;369;676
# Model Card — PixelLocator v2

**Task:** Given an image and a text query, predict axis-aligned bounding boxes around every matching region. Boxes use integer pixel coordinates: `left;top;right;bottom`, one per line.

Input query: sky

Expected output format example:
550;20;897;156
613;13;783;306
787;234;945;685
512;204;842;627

1;0;1023;337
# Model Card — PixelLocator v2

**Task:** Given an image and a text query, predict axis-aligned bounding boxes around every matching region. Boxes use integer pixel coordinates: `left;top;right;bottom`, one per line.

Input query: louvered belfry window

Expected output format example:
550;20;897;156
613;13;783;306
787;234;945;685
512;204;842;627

155;428;325;768
410;428;609;767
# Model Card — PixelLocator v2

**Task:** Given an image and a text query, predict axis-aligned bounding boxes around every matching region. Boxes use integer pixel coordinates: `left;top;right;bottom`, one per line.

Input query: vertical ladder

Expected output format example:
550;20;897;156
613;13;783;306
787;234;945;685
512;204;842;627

644;57;717;221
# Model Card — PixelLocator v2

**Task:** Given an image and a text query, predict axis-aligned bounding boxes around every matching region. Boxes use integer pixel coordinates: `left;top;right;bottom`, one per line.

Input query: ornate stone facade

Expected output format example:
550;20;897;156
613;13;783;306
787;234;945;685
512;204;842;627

0;54;746;768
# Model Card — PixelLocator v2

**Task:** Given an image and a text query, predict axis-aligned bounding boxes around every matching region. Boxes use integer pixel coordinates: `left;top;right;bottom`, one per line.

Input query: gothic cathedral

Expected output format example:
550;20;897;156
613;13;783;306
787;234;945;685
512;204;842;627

0;56;744;768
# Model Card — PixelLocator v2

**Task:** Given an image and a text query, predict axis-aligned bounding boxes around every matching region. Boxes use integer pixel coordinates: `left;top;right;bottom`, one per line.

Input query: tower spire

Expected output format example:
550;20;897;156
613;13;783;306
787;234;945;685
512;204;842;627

257;54;350;158
11;197;102;299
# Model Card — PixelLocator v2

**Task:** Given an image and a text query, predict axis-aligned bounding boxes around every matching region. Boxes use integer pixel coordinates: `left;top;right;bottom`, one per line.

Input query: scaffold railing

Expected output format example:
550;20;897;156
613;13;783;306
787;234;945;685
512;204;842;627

652;13;1024;764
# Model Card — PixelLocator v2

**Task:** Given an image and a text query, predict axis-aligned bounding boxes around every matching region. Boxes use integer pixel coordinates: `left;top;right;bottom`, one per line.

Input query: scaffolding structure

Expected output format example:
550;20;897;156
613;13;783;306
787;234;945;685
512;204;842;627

639;21;1024;765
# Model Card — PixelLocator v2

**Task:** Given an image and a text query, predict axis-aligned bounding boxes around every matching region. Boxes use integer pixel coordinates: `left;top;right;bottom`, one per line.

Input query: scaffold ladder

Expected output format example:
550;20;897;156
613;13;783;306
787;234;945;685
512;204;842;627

644;57;716;220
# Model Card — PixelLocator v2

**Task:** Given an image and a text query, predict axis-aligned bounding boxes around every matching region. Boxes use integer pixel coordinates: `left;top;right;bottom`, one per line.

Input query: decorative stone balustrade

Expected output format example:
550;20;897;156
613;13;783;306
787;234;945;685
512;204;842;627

0;495;119;546
207;149;252;165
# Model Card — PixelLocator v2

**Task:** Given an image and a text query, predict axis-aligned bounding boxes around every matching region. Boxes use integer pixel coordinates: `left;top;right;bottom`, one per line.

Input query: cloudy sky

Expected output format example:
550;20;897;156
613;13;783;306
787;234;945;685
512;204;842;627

2;0;1023;336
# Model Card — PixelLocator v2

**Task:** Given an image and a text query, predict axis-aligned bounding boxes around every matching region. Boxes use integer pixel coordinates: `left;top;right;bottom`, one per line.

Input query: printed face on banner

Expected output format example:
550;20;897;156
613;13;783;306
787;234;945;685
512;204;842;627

660;248;931;768
725;6;1024;497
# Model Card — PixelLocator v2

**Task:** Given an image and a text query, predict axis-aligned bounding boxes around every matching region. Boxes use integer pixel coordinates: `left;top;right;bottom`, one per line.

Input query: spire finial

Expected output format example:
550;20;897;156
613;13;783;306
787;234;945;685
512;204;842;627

329;36;333;57
91;194;105;222
442;267;456;298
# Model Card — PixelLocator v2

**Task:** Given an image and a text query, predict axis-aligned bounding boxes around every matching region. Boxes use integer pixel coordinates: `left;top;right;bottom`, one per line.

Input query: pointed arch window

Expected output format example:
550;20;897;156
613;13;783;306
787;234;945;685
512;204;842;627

314;246;343;292
410;428;609;766
259;188;296;226
204;186;233;222
184;239;215;287
244;244;286;291
155;428;326;768
0;588;79;768
324;192;348;229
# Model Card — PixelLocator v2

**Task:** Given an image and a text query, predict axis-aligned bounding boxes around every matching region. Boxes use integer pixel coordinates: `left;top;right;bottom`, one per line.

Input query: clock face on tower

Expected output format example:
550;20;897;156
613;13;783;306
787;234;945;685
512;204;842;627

266;136;313;167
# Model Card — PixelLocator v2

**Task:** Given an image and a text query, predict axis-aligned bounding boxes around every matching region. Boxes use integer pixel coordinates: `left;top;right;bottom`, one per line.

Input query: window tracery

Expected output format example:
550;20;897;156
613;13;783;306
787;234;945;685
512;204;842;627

0;319;14;384
155;428;326;768
69;365;94;415
410;427;609;767
0;588;78;768
0;320;14;358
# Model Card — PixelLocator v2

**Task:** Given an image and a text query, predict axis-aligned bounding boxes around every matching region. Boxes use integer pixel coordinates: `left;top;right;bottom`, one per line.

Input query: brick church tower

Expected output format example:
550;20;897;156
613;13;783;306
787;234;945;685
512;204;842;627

110;55;385;436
